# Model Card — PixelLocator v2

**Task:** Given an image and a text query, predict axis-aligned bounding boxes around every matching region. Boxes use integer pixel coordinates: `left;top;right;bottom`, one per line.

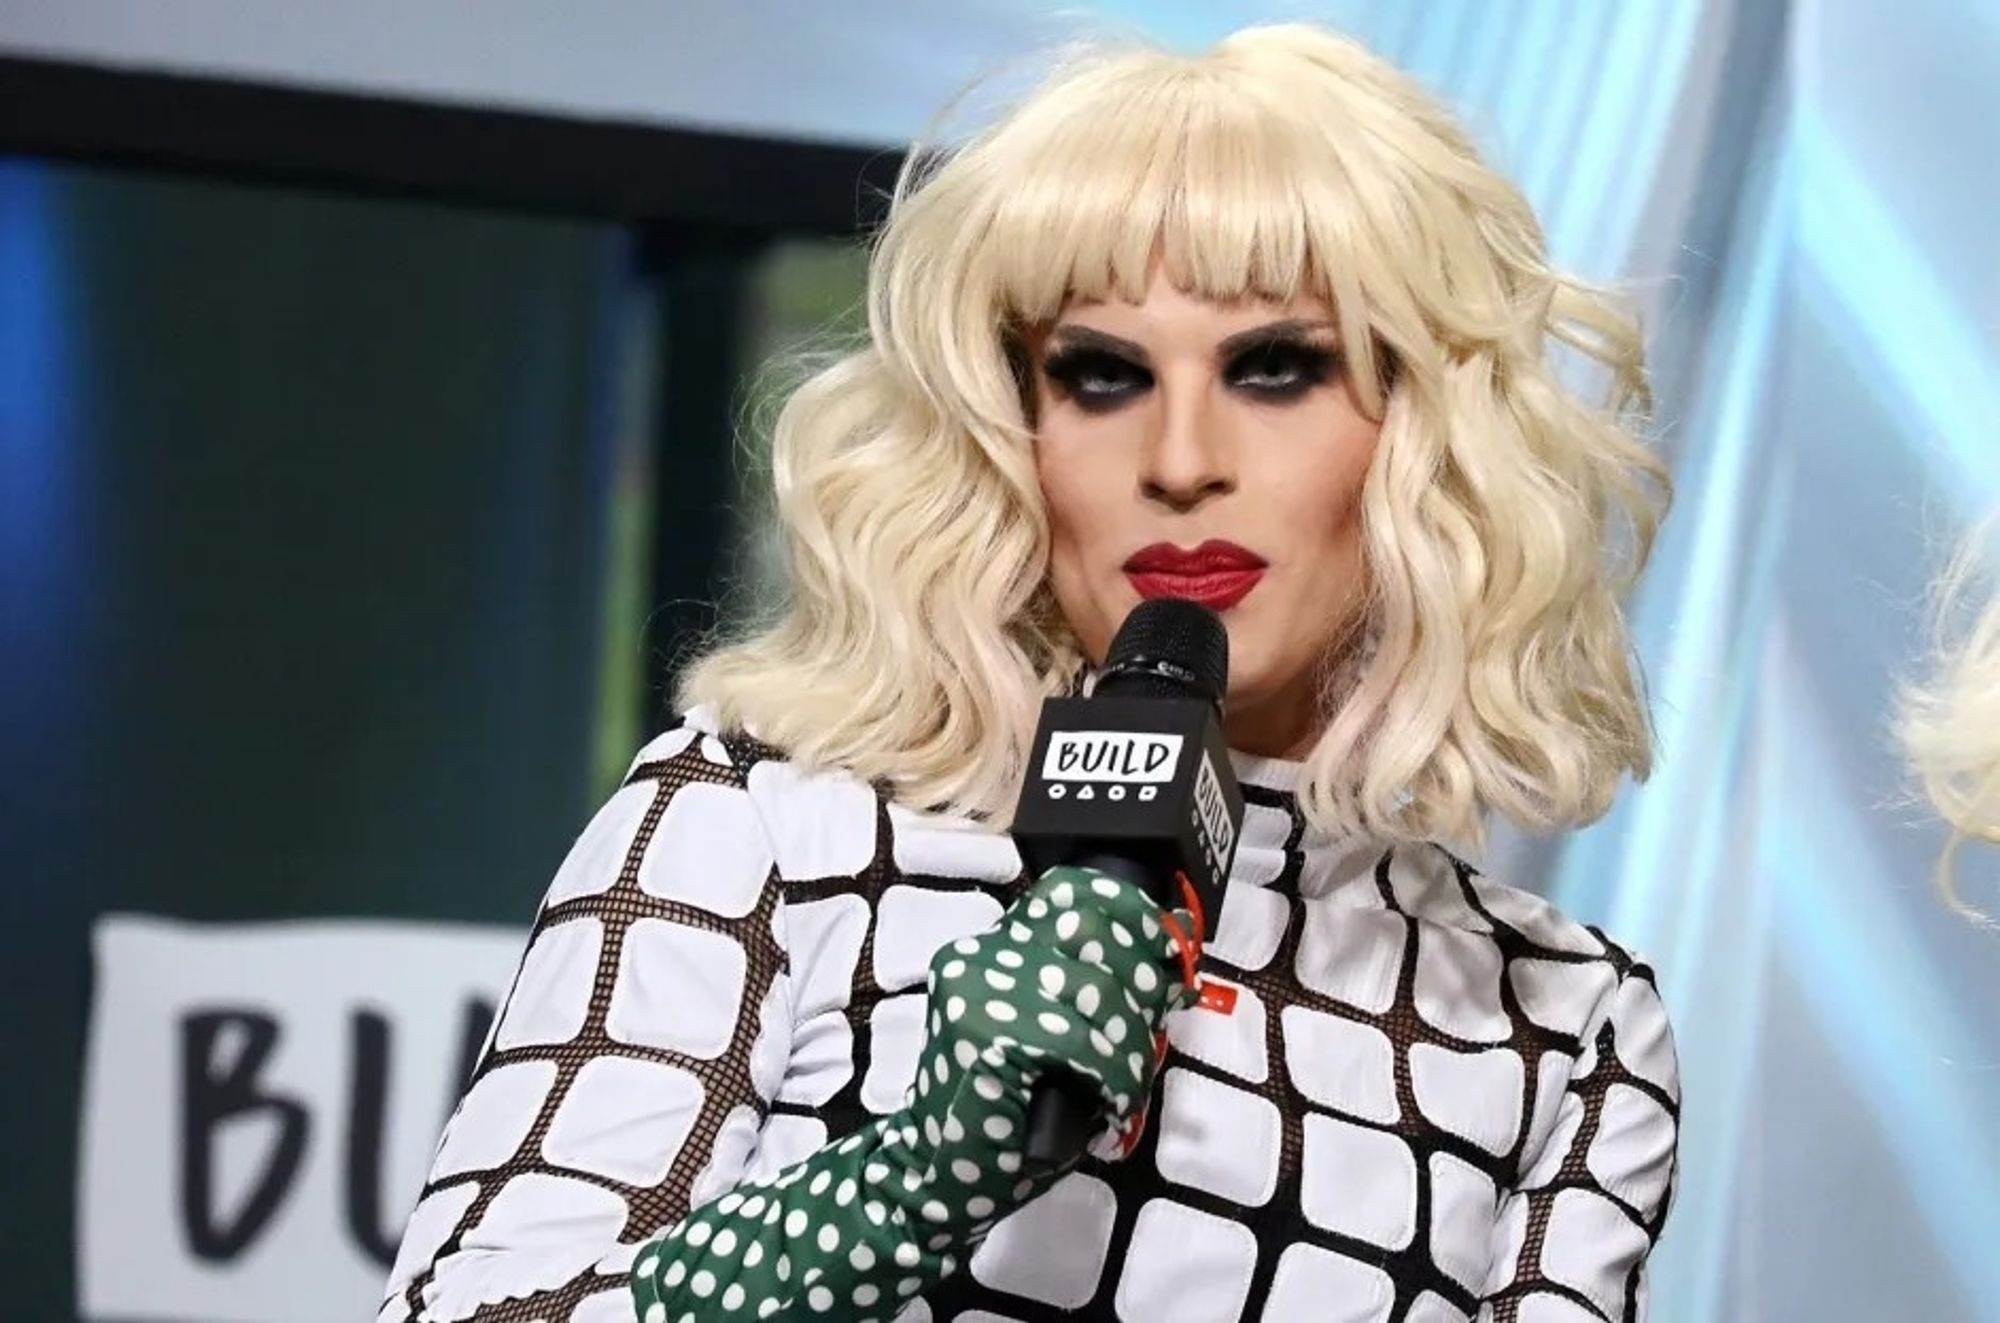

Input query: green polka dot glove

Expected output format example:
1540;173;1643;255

632;862;1199;1322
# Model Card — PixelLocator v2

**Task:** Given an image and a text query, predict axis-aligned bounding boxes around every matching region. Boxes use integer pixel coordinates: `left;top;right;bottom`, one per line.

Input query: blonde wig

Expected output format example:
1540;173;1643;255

1898;525;2000;924
680;23;1670;849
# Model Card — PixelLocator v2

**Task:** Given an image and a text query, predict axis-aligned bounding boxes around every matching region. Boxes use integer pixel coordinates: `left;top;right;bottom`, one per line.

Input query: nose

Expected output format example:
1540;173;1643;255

1139;375;1235;512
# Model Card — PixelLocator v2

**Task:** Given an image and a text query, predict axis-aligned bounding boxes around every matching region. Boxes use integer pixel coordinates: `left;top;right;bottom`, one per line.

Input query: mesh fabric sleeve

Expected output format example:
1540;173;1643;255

380;721;792;1323
1479;965;1680;1323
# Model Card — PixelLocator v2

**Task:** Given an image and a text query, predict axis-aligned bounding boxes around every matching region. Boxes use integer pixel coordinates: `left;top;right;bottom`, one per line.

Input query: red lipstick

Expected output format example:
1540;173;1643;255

1122;540;1268;612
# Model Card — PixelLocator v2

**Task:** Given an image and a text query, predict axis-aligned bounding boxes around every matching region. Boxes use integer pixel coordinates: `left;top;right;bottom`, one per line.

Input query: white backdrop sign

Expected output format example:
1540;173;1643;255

78;914;524;1323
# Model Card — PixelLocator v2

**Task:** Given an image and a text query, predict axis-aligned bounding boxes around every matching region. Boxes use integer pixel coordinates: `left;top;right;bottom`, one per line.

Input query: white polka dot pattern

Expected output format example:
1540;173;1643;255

632;863;1196;1319
383;714;1679;1323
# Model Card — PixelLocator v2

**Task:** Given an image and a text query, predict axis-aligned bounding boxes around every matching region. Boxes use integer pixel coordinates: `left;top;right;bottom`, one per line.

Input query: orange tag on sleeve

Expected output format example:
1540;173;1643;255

1196;978;1238;1015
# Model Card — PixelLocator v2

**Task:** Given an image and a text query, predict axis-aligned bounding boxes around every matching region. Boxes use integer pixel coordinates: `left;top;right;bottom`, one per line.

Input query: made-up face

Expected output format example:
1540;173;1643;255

1030;266;1384;757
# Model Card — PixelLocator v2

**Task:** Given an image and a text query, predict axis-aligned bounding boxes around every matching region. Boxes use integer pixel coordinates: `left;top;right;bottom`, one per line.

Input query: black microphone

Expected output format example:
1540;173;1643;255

1009;598;1247;1165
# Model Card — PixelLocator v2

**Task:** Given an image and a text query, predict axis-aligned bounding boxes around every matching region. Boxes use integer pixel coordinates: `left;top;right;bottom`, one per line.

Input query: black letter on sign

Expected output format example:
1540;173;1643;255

180;1010;310;1261
344;1010;398;1269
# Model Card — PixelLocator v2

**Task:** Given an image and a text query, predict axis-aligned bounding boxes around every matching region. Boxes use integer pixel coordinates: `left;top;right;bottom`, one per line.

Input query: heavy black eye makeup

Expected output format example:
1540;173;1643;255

1038;319;1344;412
1217;324;1343;402
1040;330;1154;413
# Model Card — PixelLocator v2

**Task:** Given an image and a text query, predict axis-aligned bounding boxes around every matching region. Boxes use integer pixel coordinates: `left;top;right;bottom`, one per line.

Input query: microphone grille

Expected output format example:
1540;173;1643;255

1096;598;1229;705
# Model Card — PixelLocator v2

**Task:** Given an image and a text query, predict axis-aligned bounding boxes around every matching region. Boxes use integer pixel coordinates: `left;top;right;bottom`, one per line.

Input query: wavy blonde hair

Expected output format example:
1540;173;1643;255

681;23;1670;848
1898;523;2000;924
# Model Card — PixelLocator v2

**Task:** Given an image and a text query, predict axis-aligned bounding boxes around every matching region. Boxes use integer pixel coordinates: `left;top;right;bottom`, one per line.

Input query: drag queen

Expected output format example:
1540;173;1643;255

385;22;1683;1323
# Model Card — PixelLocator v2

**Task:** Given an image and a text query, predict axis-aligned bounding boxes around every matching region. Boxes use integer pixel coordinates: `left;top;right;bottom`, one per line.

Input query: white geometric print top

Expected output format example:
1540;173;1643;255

382;707;1680;1323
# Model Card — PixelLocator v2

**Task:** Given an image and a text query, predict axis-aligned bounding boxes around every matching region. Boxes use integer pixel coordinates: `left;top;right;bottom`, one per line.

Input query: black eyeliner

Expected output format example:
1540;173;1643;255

1222;334;1342;401
1040;342;1153;411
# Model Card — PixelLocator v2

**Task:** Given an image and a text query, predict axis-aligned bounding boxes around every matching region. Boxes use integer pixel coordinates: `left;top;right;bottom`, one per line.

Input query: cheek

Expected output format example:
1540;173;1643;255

1033;428;1126;651
1271;417;1378;606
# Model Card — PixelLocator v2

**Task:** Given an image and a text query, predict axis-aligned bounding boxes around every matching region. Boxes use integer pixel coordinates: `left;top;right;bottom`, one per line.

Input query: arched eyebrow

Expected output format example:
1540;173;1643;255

1043;325;1148;361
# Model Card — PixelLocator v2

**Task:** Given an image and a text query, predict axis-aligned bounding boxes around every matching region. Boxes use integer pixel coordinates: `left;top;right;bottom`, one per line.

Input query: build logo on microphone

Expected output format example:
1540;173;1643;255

1040;731;1184;801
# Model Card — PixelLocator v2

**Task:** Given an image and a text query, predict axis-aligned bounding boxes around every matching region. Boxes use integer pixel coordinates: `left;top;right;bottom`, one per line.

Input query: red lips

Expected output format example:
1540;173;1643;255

1123;540;1268;612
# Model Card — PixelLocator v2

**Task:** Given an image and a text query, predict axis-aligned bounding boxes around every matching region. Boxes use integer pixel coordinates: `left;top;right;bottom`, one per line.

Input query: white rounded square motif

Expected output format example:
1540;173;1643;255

872;884;1003;992
638;782;774;918
1165;977;1266;1083
1281;1006;1399;1124
784;893;870;1018
972;1172;1118;1307
626;725;695;772
1403;1291;1467;1322
437;1174;625;1312
540;1057;703;1186
1292;838;1395;903
1466;879;1603;955
745;1113;829;1182
543;783;652;906
1384;849;1491;934
1428;1151;1500;1292
1259;1243;1392;1323
1208;881;1288;971
1409;1042;1525;1157
747;759;879;879
382;1182;479;1303
1609;976;1679;1101
1114;1198;1258;1323
748;974;791;1100
776;1008;856;1106
861;992;928;1113
432;1061;557;1178
1412;924;1510;1042
1508;958;1614;1039
888;802;1024;881
1237;799;1296;853
1541;1188;1649;1319
495;918;602;1050
1518;1292;1606;1322
1295;904;1404;1013
1154;1068;1281;1207
1587;1083;1675;1219
689;1104;762;1206
1524;1050;1576;1158
1300;1114;1417;1250
1483;1192;1530;1295
607;919;747;1059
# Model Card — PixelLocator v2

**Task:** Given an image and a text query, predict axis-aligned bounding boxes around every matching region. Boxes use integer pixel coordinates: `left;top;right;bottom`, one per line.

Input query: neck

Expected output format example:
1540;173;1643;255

1221;679;1323;761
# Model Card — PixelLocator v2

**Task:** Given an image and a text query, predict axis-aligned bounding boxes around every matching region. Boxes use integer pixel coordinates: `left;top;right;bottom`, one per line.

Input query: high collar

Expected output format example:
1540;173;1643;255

1223;748;1385;900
